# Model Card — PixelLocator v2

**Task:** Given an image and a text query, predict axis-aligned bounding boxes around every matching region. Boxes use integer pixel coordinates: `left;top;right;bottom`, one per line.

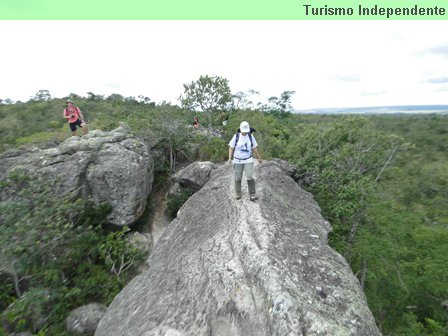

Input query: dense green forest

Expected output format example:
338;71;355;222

0;86;447;335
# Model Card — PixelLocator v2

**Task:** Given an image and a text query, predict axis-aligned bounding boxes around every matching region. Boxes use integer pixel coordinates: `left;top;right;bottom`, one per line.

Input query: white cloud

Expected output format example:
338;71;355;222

1;20;447;109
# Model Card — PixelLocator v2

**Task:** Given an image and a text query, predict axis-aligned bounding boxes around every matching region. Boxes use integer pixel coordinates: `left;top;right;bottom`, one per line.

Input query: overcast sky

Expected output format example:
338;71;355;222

1;20;447;109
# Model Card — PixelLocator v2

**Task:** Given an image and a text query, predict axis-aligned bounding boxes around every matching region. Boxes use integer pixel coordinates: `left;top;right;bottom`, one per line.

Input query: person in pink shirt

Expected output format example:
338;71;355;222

63;99;88;136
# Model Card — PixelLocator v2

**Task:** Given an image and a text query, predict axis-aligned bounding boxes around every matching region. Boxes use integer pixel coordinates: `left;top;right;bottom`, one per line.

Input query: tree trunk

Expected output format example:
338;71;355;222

169;141;175;172
206;109;212;140
375;144;399;182
360;259;367;289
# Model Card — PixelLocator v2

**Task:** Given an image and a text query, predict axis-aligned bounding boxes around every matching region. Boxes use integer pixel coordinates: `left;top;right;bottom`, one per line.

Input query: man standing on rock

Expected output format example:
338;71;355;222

228;121;262;201
63;99;88;136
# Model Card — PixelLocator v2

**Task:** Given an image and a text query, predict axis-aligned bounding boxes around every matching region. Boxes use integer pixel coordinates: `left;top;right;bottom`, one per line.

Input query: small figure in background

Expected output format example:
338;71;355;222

63;99;88;136
193;115;200;129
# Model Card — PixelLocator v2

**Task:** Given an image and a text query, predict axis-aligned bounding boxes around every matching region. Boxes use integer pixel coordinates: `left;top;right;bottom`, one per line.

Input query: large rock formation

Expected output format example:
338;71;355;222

0;124;153;226
96;160;381;336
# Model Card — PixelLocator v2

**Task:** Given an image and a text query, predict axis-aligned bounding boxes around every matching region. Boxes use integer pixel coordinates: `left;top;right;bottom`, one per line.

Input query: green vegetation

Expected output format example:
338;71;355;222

1;87;446;335
180;75;232;137
166;187;196;219
0;171;142;335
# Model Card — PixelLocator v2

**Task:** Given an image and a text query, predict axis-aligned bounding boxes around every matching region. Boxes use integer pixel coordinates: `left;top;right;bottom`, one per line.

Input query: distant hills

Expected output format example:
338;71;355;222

295;105;448;115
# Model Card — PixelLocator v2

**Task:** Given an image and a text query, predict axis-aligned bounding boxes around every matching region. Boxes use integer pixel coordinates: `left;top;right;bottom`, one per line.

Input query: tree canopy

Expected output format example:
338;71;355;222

179;75;232;136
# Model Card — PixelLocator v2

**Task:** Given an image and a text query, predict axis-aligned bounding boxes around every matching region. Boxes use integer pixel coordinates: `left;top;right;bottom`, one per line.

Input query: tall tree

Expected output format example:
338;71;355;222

32;90;52;102
179;75;232;137
232;89;260;110
262;90;296;117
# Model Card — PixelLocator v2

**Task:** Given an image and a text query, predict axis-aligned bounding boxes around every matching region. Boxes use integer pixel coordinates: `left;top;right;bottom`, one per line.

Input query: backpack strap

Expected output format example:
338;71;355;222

234;133;254;148
232;132;240;159
232;133;254;160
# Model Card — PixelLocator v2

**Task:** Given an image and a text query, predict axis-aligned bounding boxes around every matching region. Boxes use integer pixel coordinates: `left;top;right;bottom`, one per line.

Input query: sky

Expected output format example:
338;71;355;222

1;20;447;110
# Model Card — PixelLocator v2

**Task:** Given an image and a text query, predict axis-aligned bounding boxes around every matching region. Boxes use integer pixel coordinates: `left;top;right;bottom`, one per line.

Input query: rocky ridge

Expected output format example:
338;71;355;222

96;160;381;336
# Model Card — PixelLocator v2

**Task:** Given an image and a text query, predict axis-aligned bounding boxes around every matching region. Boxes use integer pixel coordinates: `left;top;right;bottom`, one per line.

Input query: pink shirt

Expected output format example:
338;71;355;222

64;106;81;123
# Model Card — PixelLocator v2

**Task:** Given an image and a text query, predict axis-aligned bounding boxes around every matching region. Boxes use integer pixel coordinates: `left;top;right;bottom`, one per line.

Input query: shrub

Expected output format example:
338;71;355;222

199;137;227;162
15;129;66;146
1;289;51;334
98;227;144;282
166;188;195;219
0;171;140;334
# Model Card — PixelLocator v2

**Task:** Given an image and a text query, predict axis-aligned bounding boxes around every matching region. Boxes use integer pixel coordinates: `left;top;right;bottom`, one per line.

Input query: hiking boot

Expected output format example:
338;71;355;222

247;179;257;201
235;180;242;200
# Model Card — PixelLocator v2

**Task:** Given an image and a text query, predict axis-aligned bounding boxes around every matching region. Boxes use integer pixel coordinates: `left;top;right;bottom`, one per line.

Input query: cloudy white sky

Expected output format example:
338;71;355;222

1;20;447;109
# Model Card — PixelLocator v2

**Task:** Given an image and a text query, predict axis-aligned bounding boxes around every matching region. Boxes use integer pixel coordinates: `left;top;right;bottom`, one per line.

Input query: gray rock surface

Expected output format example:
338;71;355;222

0;124;153;226
66;303;107;336
270;157;297;177
96;160;381;336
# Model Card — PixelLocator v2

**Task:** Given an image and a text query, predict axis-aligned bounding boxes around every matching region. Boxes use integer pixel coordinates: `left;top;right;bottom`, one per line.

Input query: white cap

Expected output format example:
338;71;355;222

240;121;250;133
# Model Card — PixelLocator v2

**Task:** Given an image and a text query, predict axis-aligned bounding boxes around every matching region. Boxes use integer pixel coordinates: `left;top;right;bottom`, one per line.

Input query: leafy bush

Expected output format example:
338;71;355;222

199;136;227;162
2;289;51;333
99;227;144;282
15;129;66;146
283;116;405;256
0;171;140;334
166;188;196;219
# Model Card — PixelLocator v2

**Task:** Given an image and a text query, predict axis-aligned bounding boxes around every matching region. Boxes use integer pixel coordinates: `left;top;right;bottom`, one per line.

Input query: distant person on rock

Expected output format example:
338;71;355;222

193;115;200;129
228;121;262;201
63;99;88;136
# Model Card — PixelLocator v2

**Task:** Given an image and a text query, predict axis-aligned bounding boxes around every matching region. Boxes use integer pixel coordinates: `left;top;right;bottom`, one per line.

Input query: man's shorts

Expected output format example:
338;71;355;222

69;119;84;131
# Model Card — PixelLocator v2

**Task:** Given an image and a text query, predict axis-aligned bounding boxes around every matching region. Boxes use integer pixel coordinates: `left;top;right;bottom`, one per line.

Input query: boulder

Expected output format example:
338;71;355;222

126;232;153;256
66;303;107;336
96;160;381;336
172;161;216;190
168;161;217;206
0;123;153;226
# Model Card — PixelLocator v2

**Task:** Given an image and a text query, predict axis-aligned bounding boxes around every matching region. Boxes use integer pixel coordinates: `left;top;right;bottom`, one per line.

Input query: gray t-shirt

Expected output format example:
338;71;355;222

228;133;258;164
